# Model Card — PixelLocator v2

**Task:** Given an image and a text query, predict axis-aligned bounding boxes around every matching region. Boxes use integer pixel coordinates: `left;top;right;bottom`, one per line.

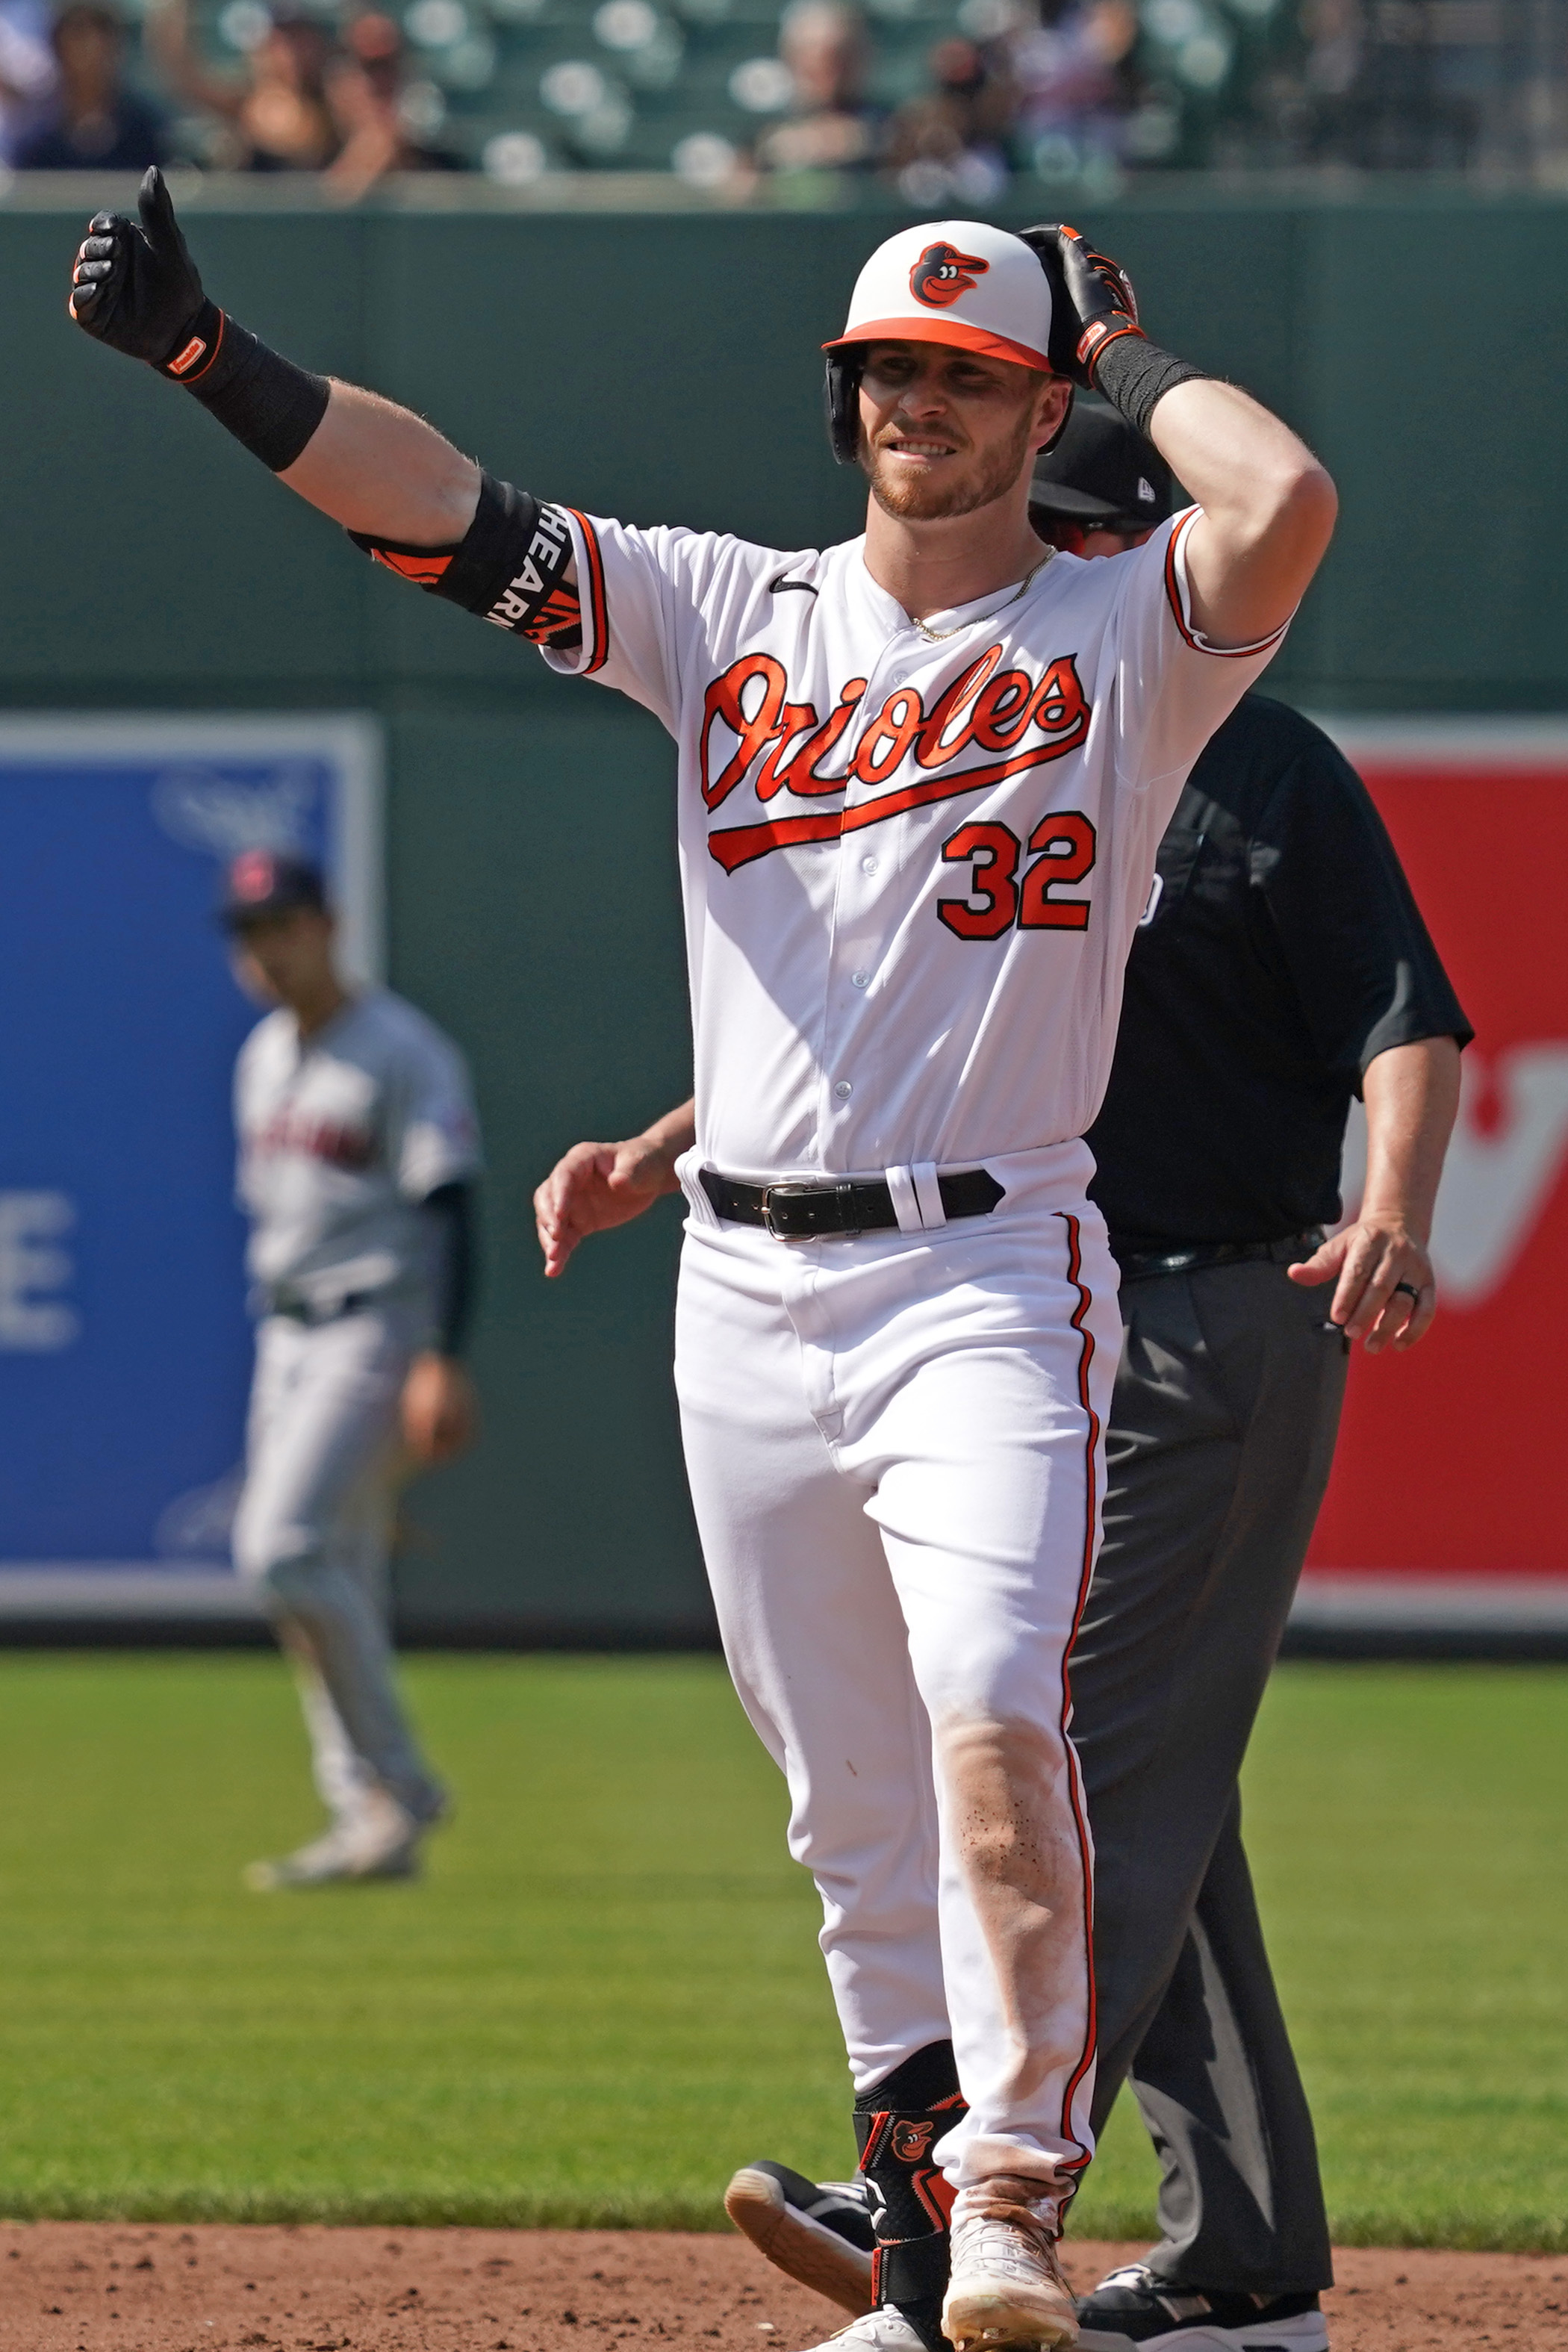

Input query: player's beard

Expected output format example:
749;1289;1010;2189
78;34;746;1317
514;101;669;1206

861;401;1037;523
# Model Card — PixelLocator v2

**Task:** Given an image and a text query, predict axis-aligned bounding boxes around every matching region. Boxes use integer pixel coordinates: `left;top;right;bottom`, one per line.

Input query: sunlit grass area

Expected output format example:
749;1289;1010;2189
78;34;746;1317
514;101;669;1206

0;1654;1559;2247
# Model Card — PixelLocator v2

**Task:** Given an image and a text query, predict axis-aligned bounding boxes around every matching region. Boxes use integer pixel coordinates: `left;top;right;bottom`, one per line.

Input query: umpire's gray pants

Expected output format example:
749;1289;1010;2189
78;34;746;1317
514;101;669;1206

1069;1253;1346;2295
232;1303;444;1825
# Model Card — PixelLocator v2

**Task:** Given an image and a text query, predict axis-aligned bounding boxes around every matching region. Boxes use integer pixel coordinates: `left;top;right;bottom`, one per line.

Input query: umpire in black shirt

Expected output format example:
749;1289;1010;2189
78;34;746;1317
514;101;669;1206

532;405;1472;2352
1034;403;1471;2352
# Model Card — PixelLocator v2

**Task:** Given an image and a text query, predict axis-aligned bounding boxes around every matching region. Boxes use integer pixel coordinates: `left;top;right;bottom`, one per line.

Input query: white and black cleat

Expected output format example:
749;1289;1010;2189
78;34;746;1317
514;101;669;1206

1074;2264;1328;2352
724;2161;875;2315
244;1789;432;1891
797;2314;932;2352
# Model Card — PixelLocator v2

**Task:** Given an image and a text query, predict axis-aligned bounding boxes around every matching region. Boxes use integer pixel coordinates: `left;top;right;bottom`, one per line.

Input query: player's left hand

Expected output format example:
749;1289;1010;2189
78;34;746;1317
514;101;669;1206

1018;224;1142;388
401;1351;479;1466
1287;1218;1437;1353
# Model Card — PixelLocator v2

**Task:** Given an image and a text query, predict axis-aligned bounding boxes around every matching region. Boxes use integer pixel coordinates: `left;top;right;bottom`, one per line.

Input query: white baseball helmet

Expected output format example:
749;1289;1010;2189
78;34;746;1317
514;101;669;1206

822;219;1057;465
824;220;1054;373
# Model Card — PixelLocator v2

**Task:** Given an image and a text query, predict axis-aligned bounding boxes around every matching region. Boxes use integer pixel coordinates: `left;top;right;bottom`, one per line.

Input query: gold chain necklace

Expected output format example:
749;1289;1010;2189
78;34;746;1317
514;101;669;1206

909;549;1055;645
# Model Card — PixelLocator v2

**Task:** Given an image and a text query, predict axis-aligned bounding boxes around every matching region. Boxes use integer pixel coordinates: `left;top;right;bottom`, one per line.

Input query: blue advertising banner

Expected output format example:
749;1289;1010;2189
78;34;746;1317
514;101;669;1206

0;717;382;1619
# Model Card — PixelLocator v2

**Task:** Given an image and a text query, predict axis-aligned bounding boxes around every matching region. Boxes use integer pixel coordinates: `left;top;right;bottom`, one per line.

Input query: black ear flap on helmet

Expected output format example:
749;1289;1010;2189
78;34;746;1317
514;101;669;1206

824;349;863;466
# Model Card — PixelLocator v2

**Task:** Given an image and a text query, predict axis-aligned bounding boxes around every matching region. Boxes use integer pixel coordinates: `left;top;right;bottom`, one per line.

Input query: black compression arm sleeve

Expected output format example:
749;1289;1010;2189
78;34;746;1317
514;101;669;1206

419;1180;477;1357
165;300;330;473
1089;335;1208;441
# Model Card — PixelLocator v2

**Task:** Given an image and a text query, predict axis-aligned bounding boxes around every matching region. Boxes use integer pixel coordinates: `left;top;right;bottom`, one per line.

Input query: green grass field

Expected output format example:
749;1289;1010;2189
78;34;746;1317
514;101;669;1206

0;1654;1561;2249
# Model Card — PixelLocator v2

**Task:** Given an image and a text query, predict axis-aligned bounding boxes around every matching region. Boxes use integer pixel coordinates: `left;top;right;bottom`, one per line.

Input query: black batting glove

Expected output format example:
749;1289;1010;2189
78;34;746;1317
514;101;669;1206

69;167;220;380
1022;223;1207;441
68;164;331;470
1019;223;1144;391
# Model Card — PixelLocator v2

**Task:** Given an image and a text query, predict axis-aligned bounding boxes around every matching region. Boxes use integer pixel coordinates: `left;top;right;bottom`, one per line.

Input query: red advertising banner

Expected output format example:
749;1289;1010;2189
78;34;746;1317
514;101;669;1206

1303;723;1568;1610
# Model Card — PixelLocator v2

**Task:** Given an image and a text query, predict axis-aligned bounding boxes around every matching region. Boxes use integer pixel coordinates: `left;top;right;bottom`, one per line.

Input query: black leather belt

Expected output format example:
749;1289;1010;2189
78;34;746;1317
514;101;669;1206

700;1166;1006;1241
1110;1228;1325;1282
270;1291;373;1325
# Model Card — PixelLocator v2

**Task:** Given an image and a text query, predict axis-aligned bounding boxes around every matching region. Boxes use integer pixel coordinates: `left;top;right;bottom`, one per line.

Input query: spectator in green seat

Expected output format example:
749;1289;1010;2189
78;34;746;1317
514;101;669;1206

14;1;168;170
147;0;338;170
754;0;884;173
323;11;466;199
883;34;1015;202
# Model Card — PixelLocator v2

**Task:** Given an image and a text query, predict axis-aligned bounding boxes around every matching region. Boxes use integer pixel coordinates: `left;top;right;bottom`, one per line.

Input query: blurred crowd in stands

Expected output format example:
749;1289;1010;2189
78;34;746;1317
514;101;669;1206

0;0;1561;190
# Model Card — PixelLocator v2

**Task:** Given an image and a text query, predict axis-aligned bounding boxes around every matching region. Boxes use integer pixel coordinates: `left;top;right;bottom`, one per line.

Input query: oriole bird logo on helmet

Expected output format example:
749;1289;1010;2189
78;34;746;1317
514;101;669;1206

909;241;989;309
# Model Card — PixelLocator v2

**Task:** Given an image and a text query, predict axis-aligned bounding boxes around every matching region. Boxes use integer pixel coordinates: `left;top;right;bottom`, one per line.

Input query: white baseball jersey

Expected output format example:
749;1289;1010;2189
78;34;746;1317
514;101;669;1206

235;988;480;1311
544;507;1285;1178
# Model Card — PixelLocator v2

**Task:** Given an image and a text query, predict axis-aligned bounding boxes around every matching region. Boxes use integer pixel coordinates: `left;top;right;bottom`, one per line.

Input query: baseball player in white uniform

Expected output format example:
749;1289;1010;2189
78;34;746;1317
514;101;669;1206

222;847;481;1890
70;183;1336;2348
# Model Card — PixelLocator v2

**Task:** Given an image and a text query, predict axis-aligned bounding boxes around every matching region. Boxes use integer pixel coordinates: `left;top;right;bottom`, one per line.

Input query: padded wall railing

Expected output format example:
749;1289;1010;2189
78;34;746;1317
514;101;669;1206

7;187;1566;1634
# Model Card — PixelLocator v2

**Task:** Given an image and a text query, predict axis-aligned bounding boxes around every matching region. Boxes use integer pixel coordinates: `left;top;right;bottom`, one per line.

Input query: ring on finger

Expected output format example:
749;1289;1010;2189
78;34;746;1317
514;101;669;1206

1393;1280;1421;1302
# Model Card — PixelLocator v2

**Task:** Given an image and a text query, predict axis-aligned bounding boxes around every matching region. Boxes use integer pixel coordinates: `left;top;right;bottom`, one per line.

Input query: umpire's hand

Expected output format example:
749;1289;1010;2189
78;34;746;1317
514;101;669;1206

1288;1034;1460;1352
1289;1217;1437;1354
535;1130;685;1279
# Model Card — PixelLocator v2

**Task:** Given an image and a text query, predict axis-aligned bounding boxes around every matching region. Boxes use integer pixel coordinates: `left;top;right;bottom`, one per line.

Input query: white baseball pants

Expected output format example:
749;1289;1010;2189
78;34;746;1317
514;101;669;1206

232;1301;444;1826
673;1142;1120;2205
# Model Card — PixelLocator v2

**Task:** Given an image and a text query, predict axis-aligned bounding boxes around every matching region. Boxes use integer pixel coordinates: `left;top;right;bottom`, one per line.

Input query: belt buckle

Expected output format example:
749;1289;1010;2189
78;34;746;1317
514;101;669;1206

761;1182;819;1240
761;1181;859;1241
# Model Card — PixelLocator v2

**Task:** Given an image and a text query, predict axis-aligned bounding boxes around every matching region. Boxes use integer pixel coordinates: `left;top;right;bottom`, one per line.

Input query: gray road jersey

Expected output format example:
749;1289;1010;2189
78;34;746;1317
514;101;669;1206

235;989;481;1313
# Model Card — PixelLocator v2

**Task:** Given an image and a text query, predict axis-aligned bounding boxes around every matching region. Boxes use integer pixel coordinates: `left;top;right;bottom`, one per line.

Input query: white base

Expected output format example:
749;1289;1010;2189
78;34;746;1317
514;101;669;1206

0;1568;1563;1640
1290;1572;1568;1636
0;1567;264;1620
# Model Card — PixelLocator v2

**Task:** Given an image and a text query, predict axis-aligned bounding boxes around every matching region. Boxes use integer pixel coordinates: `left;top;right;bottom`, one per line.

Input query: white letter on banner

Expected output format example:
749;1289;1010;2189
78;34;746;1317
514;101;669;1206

0;1192;81;1350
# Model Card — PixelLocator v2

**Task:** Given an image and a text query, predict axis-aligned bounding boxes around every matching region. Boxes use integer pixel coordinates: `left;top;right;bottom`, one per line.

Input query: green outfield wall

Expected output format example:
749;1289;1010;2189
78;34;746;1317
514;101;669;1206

4;184;1564;1637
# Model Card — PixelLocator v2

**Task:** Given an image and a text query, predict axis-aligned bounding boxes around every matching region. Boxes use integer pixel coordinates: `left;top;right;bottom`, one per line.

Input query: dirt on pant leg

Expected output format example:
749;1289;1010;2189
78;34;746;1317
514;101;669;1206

937;1715;1092;2141
0;2227;1560;2352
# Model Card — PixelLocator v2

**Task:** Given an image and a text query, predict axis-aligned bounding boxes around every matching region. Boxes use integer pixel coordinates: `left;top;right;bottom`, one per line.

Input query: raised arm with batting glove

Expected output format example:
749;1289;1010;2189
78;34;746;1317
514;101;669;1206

70;169;584;650
1020;225;1332;646
70;168;330;468
1019;225;1202;429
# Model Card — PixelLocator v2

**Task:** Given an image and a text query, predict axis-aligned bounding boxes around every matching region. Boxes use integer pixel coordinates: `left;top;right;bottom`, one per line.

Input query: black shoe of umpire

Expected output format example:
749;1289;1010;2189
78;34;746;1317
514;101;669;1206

1074;2262;1329;2352
724;2161;876;2315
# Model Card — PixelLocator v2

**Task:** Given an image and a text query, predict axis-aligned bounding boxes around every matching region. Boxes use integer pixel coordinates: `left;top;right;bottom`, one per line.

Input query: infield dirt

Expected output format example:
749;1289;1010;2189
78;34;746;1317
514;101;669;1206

0;2226;1561;2352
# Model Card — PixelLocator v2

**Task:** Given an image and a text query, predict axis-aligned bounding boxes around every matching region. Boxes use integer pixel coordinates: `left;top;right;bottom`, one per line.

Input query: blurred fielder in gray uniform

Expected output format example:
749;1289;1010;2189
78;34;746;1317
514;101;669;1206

222;848;482;1890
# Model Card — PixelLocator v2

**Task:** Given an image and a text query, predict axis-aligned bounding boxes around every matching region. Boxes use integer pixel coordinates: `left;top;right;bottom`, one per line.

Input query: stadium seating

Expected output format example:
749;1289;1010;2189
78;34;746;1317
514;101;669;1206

106;0;1552;186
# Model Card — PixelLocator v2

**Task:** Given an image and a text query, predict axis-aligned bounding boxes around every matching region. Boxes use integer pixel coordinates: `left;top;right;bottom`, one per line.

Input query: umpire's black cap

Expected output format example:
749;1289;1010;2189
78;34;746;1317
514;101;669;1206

1030;398;1174;532
220;847;329;930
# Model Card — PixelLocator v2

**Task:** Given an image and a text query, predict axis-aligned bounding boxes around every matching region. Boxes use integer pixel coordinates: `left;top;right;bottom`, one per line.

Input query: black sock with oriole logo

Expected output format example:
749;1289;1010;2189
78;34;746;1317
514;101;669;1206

853;2041;967;2352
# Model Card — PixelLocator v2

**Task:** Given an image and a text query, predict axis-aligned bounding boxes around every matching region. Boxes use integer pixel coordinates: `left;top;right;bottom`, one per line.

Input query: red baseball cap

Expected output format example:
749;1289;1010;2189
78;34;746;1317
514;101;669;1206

220;849;329;929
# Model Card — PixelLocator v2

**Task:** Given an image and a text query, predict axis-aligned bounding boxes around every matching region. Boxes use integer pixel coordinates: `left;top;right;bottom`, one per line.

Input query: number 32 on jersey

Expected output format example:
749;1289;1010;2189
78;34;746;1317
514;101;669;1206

938;811;1096;940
